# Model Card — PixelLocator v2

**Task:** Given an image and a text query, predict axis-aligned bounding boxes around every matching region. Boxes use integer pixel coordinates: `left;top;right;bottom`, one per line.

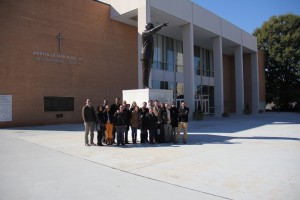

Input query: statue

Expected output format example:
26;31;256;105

141;22;168;88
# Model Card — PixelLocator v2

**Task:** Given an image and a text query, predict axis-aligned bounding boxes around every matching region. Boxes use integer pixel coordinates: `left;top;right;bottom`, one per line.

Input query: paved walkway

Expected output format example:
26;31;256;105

0;112;299;200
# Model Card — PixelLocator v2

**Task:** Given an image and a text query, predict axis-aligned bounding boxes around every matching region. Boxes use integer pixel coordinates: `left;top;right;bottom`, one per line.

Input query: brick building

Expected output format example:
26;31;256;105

0;0;265;127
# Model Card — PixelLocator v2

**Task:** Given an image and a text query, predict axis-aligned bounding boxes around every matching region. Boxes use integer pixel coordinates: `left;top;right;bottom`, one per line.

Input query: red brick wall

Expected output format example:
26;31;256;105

0;0;138;127
258;50;266;104
223;52;265;113
223;55;236;113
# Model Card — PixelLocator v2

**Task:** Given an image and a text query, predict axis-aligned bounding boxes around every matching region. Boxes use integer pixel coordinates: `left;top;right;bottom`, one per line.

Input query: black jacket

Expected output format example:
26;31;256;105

103;110;114;124
146;113;158;130
96;110;106;131
178;106;189;122
139;110;148;130
82;105;96;122
170;106;179;127
113;111;126;126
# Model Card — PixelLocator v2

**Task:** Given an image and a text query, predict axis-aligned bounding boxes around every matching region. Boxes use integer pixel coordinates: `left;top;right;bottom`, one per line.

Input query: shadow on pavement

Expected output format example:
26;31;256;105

188;112;300;134
107;134;300;149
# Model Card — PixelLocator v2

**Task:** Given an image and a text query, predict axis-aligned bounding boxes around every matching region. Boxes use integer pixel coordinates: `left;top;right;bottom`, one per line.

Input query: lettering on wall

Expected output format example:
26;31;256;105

33;33;84;65
33;51;84;65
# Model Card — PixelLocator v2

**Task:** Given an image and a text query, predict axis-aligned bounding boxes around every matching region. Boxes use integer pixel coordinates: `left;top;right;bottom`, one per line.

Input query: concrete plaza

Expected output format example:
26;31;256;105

0;112;299;200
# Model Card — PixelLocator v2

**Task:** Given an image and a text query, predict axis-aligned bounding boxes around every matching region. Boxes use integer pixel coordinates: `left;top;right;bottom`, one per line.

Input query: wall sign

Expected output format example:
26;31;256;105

0;95;12;122
33;33;84;65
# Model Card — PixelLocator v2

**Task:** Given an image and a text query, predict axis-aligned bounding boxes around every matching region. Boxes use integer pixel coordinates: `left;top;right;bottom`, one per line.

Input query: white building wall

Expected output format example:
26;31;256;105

150;0;192;22
235;45;245;114
102;0;258;52
101;0;142;18
192;4;221;35
101;0;260;116
182;23;195;116
213;36;224;117
221;20;242;44
243;31;258;52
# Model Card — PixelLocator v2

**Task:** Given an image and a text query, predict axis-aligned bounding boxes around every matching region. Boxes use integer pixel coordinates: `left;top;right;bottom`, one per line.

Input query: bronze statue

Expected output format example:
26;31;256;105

141;22;168;88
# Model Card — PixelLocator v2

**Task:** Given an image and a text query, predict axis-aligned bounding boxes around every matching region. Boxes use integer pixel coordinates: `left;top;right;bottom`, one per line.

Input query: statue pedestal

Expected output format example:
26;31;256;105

122;89;173;107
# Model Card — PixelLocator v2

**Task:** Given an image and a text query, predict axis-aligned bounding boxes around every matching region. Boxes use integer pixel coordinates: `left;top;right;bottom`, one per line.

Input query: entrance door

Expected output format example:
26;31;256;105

202;99;209;114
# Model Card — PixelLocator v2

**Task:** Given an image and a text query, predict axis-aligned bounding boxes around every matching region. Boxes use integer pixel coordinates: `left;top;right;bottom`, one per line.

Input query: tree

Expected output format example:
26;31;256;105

253;14;300;111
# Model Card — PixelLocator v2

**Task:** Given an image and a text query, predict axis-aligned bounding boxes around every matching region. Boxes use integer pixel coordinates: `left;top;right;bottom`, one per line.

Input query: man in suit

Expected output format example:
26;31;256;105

141;22;168;88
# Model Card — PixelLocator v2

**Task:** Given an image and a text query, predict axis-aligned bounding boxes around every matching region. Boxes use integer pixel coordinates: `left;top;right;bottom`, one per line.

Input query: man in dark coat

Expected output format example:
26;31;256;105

113;105;127;146
110;97;121;143
146;107;158;144
82;99;97;146
170;101;179;143
141;22;168;88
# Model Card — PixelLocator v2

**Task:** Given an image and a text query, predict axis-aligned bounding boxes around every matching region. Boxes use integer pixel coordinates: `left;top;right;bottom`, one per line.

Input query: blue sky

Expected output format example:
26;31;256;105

192;0;300;34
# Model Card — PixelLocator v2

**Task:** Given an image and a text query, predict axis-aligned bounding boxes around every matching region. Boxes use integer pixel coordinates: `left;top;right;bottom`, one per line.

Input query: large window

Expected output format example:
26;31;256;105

44;97;74;111
152;80;174;90
176;82;184;99
153;35;175;71
175;39;183;72
152;35;215;112
194;46;201;75
194;46;214;77
200;48;214;77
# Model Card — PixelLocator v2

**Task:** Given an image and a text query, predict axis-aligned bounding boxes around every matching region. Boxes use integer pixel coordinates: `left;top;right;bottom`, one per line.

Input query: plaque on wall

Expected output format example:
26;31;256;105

0;95;12;122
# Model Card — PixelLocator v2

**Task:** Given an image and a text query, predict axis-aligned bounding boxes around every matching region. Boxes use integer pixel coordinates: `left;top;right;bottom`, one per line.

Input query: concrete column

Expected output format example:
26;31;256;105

137;0;151;89
213;36;224;117
235;45;244;114
251;52;259;113
182;23;195;118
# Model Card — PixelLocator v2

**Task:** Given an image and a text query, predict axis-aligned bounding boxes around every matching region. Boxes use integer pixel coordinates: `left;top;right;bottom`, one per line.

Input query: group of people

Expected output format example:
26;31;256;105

82;98;189;146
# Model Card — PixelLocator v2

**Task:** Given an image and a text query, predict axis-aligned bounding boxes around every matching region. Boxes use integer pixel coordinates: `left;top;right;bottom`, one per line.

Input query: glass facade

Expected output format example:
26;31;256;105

152;34;214;113
194;46;214;113
152;80;174;90
175;39;184;73
153;35;174;71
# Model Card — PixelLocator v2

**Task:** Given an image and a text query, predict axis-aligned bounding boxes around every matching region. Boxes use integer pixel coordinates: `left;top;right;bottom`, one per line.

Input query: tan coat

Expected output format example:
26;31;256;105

130;110;139;128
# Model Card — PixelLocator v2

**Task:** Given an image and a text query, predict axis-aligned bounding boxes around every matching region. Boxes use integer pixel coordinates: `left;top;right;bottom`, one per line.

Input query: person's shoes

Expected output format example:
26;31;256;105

122;143;125;146
97;143;103;146
85;143;90;146
125;141;129;144
90;143;96;146
183;141;187;144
